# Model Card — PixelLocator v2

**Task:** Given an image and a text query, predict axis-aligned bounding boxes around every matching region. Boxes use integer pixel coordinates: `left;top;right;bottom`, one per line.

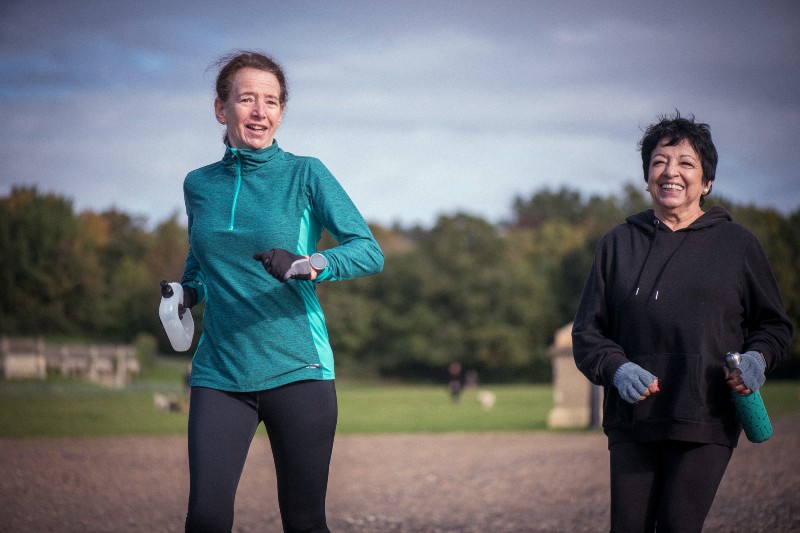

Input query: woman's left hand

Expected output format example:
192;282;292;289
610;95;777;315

724;366;753;396
253;249;316;282
724;350;766;396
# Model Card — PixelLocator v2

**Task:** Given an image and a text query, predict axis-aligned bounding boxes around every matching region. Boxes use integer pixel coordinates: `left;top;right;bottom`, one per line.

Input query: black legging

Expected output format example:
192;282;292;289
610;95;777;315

185;380;337;533
609;440;733;533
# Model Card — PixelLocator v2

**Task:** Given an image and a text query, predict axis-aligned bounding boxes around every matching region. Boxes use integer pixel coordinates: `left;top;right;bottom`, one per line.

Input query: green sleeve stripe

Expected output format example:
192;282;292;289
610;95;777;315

296;204;335;378
298;281;335;378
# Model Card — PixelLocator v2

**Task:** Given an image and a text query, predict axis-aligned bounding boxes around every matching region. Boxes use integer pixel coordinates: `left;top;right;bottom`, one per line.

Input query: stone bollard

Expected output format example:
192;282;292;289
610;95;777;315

546;322;602;429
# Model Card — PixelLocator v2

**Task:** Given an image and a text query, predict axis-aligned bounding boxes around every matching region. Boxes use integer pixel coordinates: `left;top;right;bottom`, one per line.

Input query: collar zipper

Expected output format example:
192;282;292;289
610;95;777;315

228;148;242;231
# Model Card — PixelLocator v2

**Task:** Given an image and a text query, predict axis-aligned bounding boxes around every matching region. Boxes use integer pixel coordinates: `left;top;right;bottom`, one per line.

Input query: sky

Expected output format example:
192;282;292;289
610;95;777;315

1;0;799;229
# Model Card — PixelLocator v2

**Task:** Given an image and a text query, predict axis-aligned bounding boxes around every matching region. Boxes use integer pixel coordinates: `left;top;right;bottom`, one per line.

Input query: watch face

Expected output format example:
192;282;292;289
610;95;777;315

310;253;327;270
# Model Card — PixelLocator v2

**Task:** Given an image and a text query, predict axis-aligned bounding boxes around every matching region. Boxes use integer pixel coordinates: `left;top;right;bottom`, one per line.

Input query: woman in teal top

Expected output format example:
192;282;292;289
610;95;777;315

177;51;383;532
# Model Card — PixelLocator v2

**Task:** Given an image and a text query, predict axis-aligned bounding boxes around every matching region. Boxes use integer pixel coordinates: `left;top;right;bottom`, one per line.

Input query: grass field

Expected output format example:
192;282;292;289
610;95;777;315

1;358;798;438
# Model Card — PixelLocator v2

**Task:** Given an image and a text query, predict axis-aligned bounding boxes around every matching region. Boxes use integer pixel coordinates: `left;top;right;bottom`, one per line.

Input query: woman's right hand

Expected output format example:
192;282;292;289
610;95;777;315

612;362;660;404
179;285;197;319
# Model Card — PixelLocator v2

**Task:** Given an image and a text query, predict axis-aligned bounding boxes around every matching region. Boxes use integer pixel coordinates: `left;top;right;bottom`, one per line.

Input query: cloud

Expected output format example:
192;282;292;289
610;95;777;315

1;0;798;231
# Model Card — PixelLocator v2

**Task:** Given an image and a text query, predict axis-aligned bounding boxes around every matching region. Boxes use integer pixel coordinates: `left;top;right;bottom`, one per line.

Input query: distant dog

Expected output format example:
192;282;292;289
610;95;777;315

153;392;180;412
477;390;496;411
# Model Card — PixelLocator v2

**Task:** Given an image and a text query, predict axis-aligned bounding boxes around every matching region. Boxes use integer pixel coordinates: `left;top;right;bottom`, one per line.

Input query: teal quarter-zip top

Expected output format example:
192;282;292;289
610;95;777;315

180;140;384;392
228;147;242;230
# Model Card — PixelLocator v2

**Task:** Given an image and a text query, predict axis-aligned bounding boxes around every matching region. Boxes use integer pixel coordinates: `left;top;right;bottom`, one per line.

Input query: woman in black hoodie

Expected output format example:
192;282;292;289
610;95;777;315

572;112;792;532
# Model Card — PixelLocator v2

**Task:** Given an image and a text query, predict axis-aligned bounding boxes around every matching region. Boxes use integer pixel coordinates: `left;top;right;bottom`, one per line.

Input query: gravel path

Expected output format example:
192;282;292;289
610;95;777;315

2;414;798;532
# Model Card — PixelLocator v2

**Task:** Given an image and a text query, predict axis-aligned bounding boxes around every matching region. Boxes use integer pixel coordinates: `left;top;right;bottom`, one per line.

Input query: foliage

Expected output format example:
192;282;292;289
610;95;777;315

134;332;158;371
1;184;798;381
0;187;194;352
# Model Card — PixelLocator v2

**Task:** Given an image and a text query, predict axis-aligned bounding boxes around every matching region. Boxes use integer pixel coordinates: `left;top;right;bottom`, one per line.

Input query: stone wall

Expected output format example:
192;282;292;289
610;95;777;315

1;337;140;388
0;337;47;379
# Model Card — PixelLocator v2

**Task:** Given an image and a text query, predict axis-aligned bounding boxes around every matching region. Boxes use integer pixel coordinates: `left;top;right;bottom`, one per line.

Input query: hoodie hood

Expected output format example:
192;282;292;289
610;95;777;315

625;205;733;233
627;206;732;300
626;205;732;234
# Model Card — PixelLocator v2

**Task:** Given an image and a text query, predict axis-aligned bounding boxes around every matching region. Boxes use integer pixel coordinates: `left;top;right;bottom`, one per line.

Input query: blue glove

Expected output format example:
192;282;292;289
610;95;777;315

613;362;657;404
253;249;312;282
737;350;766;392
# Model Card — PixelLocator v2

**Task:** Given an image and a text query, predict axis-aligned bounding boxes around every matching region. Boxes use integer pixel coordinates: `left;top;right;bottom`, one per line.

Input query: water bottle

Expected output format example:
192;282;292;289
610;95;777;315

159;280;194;352
725;352;773;443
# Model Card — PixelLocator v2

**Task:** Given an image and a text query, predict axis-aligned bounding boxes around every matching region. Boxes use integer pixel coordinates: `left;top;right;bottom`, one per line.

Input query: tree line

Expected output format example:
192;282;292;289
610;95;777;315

2;185;798;382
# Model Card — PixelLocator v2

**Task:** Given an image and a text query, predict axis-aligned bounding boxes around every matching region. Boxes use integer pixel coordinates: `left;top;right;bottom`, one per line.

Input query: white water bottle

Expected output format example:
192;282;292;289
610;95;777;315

159;280;194;352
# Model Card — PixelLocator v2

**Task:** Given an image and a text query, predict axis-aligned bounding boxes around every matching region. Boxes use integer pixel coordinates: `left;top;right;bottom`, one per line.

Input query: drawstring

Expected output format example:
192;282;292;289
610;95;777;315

228;147;242;231
649;233;690;300
633;218;660;297
633;217;691;300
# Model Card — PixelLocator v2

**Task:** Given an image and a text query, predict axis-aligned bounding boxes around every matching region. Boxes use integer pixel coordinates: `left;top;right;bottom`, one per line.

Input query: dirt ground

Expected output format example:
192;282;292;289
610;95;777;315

2;414;798;532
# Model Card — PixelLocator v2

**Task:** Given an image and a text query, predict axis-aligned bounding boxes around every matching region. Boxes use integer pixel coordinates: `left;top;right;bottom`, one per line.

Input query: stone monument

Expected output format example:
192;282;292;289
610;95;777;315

547;322;602;429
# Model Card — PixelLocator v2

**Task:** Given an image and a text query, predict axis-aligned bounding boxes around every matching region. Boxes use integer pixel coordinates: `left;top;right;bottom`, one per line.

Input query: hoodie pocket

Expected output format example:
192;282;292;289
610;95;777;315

629;353;703;422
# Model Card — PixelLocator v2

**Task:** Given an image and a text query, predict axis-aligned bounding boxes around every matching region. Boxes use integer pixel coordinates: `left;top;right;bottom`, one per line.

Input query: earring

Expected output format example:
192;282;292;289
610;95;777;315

703;188;709;194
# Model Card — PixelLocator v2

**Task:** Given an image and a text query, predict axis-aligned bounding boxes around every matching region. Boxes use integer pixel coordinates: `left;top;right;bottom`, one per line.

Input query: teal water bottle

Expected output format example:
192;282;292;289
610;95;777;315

725;352;773;443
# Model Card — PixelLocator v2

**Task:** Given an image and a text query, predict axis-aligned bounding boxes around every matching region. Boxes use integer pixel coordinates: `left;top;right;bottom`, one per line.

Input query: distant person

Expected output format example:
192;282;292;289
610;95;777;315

183;361;191;392
448;361;463;404
463;369;479;389
572;112;792;532
167;51;384;532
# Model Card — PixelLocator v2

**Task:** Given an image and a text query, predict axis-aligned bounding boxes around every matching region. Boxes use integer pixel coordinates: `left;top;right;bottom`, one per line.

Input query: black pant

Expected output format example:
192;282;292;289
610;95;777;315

609;440;733;533
185;380;337;533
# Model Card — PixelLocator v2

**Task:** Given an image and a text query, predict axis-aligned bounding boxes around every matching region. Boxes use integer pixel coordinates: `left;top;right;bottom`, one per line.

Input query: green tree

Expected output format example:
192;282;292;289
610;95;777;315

1;185;796;380
0;187;94;335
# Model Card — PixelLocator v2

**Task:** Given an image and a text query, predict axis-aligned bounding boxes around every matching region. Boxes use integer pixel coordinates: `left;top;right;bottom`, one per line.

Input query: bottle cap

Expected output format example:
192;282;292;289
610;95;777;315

160;280;174;298
725;351;741;370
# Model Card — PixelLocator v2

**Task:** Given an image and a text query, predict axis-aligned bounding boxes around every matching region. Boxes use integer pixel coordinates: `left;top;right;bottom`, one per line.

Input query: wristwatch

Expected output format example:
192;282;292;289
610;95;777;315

309;253;328;271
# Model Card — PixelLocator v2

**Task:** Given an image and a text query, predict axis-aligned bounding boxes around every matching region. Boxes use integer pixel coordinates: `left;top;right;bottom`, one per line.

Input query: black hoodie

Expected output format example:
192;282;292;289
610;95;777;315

572;206;792;447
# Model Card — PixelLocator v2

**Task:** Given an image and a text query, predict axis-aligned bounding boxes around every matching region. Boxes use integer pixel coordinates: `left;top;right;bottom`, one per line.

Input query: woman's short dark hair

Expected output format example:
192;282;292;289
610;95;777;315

638;111;718;204
213;50;288;105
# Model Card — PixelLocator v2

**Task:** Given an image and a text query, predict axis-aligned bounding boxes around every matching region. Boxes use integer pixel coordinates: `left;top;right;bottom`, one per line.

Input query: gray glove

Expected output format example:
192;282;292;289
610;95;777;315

737;350;767;392
613;362;657;404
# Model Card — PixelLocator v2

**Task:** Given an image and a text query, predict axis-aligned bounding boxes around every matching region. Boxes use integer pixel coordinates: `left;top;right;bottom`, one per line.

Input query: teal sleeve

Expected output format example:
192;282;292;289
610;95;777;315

179;191;207;303
307;159;384;281
181;247;207;303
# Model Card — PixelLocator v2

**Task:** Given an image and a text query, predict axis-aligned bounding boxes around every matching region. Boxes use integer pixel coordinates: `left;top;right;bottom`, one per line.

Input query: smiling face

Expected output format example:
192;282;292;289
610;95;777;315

647;138;710;225
214;67;284;150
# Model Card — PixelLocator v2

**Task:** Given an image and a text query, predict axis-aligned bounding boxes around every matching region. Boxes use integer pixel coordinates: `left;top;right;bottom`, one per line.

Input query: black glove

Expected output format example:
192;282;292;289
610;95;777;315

253;249;312;282
178;286;197;319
